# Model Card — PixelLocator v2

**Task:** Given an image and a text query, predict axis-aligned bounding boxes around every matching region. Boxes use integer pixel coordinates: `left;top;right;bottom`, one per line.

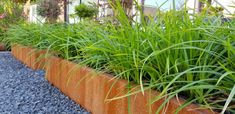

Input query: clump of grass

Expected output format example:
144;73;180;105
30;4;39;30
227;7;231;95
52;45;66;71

3;1;235;113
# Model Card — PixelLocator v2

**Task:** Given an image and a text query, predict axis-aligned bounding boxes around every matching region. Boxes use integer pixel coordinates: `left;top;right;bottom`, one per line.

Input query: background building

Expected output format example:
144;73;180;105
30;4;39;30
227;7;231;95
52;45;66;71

26;0;235;23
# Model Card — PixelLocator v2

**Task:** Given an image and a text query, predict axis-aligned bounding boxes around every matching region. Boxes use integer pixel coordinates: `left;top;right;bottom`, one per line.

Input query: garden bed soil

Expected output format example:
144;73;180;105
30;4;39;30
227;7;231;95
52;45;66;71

0;43;5;51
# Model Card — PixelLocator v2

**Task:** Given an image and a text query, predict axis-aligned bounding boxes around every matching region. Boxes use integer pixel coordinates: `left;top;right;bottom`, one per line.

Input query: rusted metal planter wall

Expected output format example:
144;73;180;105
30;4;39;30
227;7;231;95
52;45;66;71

11;44;217;114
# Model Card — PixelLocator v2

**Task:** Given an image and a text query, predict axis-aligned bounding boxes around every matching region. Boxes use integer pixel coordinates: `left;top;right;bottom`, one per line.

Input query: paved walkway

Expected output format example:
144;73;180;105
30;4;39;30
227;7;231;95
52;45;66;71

0;52;89;114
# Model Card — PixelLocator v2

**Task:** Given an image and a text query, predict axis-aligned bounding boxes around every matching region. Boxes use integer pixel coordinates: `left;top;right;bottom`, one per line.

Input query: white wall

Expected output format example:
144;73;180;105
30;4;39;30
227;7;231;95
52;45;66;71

28;4;45;23
186;0;200;14
144;0;185;10
186;0;235;17
211;0;235;17
68;0;80;23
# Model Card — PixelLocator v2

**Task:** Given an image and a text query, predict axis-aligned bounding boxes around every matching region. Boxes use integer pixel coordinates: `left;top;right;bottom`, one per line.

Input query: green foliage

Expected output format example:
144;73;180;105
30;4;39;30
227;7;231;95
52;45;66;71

0;6;4;13
3;2;235;113
0;1;23;44
37;0;62;23
75;3;98;19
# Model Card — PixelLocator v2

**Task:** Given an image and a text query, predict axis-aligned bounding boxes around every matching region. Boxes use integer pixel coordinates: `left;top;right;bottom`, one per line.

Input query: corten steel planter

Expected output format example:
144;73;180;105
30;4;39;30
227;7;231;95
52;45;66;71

46;58;130;114
21;46;31;67
46;56;63;88
46;57;216;114
13;44;217;114
29;49;48;70
12;44;23;62
11;44;47;70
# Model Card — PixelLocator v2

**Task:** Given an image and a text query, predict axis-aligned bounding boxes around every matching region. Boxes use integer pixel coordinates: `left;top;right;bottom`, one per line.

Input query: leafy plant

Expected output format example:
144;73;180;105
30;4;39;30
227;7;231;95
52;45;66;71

0;1;24;47
75;3;98;19
3;1;235;113
37;0;62;23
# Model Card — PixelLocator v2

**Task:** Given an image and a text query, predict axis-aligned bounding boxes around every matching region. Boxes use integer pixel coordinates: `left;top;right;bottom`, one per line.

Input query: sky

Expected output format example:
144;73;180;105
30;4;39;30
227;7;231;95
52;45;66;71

144;0;185;10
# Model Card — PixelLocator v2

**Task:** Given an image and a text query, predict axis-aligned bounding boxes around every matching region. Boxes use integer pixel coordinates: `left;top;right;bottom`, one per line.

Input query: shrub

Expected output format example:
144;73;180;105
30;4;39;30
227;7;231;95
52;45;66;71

37;0;62;23
0;1;23;47
4;3;235;113
75;3;98;19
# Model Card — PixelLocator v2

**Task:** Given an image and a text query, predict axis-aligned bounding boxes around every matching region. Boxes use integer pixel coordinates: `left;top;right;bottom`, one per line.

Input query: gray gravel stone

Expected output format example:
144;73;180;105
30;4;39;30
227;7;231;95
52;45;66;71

0;52;90;114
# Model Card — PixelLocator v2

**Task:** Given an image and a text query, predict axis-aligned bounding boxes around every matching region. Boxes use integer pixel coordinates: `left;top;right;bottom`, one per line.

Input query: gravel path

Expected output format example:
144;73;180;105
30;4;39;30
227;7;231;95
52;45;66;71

0;52;90;114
